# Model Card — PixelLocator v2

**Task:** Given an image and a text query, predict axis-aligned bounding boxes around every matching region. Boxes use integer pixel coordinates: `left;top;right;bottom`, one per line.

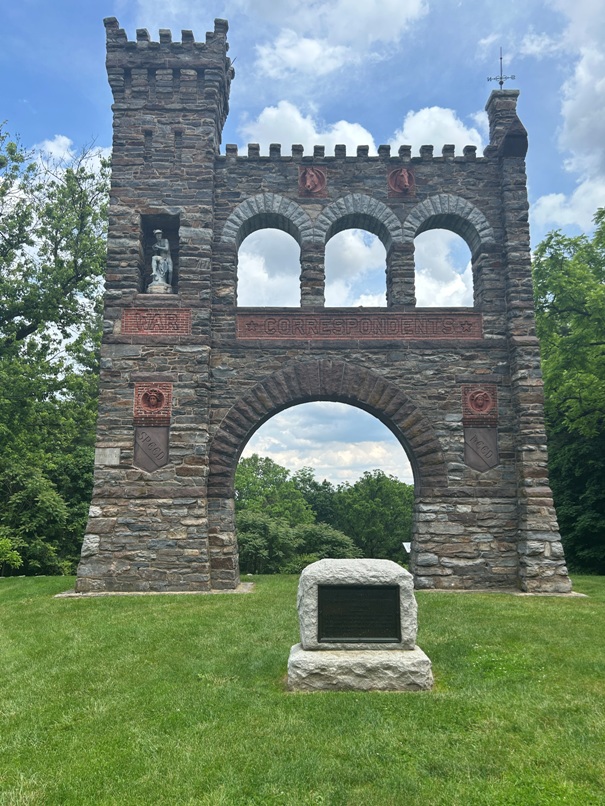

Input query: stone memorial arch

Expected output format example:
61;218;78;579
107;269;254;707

76;17;572;594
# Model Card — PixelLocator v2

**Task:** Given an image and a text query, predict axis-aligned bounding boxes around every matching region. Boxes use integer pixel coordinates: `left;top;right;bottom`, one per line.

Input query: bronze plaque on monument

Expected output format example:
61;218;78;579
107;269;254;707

317;585;401;643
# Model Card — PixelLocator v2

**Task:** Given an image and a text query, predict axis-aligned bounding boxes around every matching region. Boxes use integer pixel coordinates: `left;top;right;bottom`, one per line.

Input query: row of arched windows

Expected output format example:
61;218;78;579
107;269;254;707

237;227;473;308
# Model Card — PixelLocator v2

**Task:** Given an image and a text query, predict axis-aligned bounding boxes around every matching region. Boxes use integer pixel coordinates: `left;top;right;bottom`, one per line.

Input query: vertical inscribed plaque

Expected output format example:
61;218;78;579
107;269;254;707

133;426;170;472
464;427;499;472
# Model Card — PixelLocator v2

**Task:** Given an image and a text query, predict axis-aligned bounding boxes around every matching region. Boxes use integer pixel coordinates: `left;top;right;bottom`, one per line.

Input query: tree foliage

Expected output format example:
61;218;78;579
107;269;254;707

235;454;314;526
235;454;413;572
0;126;108;575
330;470;414;563
533;210;605;438
533;209;605;572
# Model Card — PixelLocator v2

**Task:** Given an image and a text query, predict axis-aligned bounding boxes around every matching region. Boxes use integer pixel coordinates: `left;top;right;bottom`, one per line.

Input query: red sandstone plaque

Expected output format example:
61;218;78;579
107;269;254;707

236;312;482;340
122;309;191;335
388;167;415;196
134;383;173;426
298;166;327;196
462;384;498;426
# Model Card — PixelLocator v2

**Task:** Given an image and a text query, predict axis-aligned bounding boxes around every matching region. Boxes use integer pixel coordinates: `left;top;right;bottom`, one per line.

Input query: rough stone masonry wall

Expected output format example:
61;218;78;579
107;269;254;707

76;18;572;594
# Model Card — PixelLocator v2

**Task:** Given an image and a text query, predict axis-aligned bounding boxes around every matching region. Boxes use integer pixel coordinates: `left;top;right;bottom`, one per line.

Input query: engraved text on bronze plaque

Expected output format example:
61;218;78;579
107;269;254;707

317;585;401;643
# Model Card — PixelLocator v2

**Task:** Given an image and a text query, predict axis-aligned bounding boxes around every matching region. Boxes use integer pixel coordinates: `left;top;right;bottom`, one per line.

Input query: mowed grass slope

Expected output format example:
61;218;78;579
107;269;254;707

1;575;604;806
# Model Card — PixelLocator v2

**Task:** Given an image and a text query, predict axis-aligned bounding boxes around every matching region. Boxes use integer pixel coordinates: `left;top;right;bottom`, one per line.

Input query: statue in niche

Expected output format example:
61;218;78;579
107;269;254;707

148;229;173;293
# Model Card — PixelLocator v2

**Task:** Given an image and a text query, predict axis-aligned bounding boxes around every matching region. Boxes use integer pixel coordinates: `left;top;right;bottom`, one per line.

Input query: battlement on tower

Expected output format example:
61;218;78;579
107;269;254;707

103;17;233;112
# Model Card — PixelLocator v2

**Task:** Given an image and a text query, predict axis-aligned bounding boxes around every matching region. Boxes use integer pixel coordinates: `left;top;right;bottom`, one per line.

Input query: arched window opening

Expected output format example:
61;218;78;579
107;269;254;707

236;402;415;572
237;228;301;307
414;229;473;307
324;230;387;307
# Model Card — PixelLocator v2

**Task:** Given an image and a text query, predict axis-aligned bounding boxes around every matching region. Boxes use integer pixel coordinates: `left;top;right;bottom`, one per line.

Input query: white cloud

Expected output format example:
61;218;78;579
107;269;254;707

256;30;352;78
242;402;414;484
551;0;605;48
477;33;499;62
35;134;75;161
250;0;427;76
237;229;300;306
414;231;473;307
239;100;376;154
528;2;605;230
389;107;484;154
325;230;386;306
558;47;605;177
531;176;605;235
519;31;561;59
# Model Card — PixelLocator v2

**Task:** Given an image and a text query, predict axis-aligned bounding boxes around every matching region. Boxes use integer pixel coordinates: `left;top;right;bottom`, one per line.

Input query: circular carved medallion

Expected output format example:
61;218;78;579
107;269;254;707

141;389;165;410
388;167;415;194
299;166;326;195
468;389;495;415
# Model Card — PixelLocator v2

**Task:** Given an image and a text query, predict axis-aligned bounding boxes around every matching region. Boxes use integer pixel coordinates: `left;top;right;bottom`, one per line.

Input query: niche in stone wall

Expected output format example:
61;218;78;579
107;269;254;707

139;213;180;293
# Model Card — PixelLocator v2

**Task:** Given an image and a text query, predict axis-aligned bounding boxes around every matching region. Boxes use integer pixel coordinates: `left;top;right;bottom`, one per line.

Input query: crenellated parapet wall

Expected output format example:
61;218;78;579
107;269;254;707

104;16;233;114
75;18;571;595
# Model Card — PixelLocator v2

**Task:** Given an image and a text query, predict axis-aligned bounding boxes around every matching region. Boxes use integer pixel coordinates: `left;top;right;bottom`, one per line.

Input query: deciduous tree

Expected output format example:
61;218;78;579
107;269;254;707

0;126;108;574
533;209;605;572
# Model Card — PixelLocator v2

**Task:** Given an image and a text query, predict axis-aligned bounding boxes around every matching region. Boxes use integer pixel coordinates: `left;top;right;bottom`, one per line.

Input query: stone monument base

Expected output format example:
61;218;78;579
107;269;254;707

287;643;433;692
147;281;172;294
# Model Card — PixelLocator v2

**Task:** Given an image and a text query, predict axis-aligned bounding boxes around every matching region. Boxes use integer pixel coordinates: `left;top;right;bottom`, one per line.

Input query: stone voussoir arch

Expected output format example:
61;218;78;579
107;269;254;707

208;359;446;501
402;193;495;255
313;193;404;251
220;192;315;248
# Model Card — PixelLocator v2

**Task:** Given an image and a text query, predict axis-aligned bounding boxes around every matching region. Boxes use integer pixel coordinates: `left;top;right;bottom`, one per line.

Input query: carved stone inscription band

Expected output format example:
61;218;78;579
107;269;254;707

237;312;482;340
122;309;191;336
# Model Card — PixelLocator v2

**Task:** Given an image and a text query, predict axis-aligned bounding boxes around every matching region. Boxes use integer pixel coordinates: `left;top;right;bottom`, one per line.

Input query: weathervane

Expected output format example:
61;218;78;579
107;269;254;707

487;47;515;89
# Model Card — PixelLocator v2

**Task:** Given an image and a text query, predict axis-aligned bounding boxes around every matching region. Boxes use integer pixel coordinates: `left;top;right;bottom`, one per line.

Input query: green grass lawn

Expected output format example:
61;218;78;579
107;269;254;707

1;575;604;806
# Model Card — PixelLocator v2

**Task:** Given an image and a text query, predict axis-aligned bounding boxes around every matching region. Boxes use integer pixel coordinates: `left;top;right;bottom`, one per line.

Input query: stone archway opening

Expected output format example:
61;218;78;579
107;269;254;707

414;230;473;307
206;360;449;589
324;231;387;307
237;228;301;306
235;400;416;569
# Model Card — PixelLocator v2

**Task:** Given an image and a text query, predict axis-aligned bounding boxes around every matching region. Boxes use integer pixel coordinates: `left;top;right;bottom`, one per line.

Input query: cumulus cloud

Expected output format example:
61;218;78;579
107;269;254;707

414;231;473;307
519;31;561;59
238;229;300;306
477;33;499;62
531;1;605;230
239;100;376;153
242;402;414;484
558;47;605;177
389;107;484;153
35;134;75;161
551;0;605;48
256;30;352;78
531;176;605;234
253;0;427;77
325;230;386;306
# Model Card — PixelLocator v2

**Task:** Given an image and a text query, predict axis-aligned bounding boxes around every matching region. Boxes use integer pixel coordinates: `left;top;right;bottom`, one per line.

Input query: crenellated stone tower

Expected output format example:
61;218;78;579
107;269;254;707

76;17;572;594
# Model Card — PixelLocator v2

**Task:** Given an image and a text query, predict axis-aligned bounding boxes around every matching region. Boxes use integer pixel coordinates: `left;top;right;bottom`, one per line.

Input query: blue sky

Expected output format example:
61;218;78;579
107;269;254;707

5;0;605;485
